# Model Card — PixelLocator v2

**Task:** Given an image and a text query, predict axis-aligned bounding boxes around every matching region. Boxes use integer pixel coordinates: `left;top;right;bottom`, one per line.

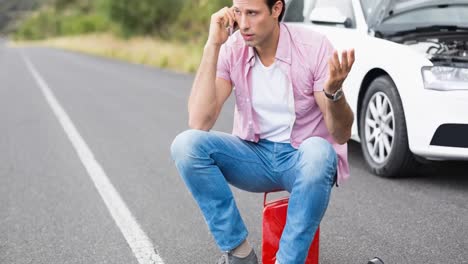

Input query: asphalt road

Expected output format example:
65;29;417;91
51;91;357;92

1;44;467;264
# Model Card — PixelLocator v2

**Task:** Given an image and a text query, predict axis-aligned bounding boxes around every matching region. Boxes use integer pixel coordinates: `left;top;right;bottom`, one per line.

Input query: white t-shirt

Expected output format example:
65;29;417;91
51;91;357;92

251;54;296;143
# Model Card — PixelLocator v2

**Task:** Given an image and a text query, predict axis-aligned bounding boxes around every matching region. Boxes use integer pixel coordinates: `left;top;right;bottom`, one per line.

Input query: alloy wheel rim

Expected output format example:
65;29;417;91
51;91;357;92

364;92;396;164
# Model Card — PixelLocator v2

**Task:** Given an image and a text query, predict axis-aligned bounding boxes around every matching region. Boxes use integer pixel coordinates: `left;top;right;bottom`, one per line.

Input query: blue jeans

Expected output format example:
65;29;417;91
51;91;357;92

170;130;337;264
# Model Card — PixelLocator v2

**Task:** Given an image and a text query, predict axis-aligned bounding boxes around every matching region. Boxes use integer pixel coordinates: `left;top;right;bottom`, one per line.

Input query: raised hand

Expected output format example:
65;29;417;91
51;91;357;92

325;49;355;93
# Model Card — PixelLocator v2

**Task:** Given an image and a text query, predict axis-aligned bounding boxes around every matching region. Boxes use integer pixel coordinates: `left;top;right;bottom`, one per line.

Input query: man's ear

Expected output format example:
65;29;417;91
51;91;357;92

272;0;283;19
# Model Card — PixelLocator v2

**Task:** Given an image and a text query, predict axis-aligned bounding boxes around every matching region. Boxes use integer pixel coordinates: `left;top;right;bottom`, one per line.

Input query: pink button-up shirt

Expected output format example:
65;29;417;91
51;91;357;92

216;23;349;184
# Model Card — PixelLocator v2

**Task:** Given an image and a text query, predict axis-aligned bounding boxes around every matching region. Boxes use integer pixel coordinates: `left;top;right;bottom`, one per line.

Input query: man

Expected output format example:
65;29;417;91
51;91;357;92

170;0;355;263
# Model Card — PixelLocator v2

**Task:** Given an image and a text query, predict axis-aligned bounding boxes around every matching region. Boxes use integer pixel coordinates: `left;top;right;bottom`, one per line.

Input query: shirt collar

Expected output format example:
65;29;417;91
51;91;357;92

245;23;292;66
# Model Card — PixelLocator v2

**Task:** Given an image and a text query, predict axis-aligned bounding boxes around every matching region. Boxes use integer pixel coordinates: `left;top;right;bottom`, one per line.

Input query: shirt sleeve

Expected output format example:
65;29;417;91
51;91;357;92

312;36;335;92
216;43;231;82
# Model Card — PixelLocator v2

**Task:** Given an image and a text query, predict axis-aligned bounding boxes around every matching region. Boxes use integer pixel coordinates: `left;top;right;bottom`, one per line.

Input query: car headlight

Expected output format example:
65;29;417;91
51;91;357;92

421;66;468;91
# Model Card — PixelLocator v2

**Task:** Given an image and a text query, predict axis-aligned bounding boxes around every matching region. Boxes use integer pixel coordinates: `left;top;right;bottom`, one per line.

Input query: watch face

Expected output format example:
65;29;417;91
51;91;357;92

333;89;344;101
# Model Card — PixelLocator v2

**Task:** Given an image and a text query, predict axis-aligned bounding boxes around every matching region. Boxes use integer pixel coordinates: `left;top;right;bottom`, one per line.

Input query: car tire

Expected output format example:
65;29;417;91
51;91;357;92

359;75;418;177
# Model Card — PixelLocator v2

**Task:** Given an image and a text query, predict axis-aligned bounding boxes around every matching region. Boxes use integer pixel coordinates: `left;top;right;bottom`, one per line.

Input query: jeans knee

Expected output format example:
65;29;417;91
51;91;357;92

300;137;336;163
298;137;337;186
170;129;208;161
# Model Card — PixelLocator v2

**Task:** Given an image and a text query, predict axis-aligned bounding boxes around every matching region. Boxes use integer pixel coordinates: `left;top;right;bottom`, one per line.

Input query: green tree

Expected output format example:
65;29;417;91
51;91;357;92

108;0;183;37
171;0;231;42
54;0;77;10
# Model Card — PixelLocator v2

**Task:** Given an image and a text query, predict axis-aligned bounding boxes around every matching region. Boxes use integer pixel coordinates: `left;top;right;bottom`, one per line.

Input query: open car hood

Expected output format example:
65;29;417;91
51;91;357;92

366;0;468;29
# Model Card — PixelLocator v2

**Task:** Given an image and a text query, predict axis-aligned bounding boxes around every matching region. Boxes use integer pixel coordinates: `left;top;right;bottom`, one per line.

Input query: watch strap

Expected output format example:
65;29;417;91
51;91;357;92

324;87;343;102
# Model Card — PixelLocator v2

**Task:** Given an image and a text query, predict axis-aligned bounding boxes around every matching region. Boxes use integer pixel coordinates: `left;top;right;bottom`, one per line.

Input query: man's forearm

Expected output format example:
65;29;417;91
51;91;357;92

188;43;221;130
320;48;356;143
325;95;354;144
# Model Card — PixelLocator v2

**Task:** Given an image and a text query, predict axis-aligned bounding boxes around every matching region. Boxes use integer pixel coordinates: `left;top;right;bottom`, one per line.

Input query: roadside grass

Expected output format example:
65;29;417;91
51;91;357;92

12;33;203;73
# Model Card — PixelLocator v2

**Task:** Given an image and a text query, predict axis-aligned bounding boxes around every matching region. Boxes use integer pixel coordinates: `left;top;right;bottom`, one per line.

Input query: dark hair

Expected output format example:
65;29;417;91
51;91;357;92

266;0;286;22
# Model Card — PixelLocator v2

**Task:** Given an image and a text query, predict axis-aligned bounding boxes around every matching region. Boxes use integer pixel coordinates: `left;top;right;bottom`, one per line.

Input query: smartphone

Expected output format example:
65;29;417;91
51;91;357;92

229;21;239;36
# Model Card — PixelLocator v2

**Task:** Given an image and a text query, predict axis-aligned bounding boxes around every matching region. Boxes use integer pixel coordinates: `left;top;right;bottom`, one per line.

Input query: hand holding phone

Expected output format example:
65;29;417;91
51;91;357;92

207;7;237;46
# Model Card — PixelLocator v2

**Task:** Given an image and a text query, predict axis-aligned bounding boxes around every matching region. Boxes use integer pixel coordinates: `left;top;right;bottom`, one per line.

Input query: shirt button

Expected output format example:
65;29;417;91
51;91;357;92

304;90;308;93
246;98;250;102
248;121;252;125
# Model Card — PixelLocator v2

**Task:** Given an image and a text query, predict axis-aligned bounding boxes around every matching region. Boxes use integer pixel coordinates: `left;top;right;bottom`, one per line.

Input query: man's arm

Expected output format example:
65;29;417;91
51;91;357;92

188;44;232;131
188;7;235;131
315;92;354;144
315;49;355;144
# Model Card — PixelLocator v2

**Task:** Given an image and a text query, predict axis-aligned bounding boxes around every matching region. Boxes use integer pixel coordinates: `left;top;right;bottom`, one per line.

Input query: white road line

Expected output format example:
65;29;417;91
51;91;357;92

21;52;164;264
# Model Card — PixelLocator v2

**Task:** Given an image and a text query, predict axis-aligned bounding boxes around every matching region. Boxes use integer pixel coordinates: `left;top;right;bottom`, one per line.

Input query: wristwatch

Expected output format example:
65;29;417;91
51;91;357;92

324;87;344;102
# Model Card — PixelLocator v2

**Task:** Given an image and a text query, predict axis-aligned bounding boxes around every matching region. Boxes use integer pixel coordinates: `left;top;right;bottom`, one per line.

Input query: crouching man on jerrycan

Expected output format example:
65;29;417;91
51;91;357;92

170;0;355;263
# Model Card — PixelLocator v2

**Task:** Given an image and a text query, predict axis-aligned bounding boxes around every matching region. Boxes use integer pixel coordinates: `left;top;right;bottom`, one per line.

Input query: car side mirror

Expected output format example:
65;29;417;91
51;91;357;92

309;7;353;28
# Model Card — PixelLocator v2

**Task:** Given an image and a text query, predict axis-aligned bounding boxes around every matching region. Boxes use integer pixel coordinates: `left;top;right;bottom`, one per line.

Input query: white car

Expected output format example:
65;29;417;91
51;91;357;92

283;0;468;177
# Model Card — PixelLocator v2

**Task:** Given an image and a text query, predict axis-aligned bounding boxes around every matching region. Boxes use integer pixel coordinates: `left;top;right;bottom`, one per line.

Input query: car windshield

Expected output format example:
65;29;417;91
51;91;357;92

360;0;387;22
360;0;468;32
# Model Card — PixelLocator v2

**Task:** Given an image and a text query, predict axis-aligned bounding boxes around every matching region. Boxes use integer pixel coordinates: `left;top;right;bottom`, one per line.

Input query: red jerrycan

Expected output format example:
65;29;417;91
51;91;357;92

262;191;320;264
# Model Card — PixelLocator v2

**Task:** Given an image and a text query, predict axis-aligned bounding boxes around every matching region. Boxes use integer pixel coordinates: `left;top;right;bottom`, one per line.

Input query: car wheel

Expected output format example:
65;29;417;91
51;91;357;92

359;76;417;177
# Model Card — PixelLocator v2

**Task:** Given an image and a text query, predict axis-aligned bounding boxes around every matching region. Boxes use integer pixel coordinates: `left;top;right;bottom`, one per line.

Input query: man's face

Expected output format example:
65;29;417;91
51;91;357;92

232;0;280;47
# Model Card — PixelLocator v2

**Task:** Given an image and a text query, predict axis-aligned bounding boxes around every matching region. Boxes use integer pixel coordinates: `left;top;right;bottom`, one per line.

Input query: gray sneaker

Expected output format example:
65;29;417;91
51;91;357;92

216;249;258;264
